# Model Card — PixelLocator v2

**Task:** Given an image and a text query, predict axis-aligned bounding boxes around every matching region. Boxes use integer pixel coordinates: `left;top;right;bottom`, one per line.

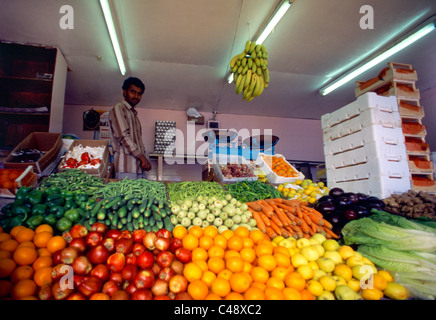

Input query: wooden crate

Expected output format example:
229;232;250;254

398;99;425;119
411;174;436;193
405;136;430;156
355;62;417;97
383;62;418;82
377;80;420;100
402;119;427;138
408;154;434;174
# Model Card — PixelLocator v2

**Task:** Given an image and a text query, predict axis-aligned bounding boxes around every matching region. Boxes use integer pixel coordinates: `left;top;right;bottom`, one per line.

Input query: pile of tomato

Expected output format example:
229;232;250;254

47;222;193;300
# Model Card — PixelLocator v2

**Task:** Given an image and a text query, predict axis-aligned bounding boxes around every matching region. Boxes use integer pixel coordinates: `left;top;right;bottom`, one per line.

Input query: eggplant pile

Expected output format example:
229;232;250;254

315;187;385;238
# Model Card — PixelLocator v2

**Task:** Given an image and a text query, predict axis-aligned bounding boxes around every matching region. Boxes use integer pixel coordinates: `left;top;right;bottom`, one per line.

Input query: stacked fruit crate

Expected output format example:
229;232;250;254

321;92;411;199
355;62;436;193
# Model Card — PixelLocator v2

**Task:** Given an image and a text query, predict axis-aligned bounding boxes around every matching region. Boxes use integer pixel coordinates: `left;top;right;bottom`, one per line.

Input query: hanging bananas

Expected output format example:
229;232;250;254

229;40;269;101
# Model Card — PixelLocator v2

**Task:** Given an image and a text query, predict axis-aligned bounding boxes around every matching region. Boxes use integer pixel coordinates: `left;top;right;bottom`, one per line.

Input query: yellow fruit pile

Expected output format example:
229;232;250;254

273;234;410;300
277;179;329;204
174;225;410;300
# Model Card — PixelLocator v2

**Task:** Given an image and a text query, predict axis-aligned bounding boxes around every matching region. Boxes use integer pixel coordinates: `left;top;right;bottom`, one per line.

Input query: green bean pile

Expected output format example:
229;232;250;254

100;178;167;200
37;169;106;195
167;181;228;203
225;180;285;203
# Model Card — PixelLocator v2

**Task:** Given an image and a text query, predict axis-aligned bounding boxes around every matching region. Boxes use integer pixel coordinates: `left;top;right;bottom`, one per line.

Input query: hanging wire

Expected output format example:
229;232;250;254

210;0;244;119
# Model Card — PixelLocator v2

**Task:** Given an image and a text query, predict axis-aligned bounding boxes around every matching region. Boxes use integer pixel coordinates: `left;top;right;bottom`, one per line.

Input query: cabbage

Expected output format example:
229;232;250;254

342;211;436;300
342;216;436;252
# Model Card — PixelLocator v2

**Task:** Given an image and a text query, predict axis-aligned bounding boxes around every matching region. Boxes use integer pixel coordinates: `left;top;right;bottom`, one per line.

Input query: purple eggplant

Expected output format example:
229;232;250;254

315;201;336;215
329;187;344;197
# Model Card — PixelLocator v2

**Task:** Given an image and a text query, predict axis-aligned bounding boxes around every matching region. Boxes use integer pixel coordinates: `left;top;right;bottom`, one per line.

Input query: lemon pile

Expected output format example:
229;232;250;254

271;234;410;300
276;179;329;204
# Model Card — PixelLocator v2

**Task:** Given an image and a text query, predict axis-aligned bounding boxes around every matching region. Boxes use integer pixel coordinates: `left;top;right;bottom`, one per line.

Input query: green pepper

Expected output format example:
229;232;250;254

46;193;65;208
1;203;14;215
43;213;57;226
64;198;77;210
62;190;74;200
45;186;61;195
64;208;80;222
26;215;44;229
56;217;72;232
4;216;25;230
74;193;89;204
50;205;66;219
14;187;32;205
75;208;86;218
27;190;43;206
12;205;31;216
32;204;48;216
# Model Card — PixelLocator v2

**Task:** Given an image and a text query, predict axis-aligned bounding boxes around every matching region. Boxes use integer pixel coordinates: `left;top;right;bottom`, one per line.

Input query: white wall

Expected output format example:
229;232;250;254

62;104;325;163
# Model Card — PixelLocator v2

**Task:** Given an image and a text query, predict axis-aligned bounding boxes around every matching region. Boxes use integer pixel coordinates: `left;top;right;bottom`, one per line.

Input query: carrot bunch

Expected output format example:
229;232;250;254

246;198;339;240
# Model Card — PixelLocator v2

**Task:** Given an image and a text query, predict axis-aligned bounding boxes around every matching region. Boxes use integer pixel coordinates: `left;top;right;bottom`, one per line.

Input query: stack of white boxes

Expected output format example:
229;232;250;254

321;92;411;199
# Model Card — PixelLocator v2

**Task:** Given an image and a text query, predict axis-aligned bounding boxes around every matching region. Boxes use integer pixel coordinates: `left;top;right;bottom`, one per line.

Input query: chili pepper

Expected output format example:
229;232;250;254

27;189;43;206
64;208;80;222
26;215;44;229
43;213;57;226
56;217;73;233
32;203;48;216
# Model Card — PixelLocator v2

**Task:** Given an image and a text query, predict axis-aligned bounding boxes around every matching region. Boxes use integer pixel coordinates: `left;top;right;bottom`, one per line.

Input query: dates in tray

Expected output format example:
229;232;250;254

220;163;255;179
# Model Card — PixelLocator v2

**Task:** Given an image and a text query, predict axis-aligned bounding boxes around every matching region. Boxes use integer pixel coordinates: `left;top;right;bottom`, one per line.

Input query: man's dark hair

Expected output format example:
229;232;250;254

122;77;145;93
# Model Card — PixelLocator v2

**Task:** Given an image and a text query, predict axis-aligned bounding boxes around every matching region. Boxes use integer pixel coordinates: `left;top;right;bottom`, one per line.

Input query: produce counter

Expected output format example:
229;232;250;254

0;168;435;302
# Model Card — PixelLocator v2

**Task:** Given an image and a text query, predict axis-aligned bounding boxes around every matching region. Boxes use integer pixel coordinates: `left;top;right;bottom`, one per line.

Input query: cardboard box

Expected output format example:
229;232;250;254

59;139;109;178
4;132;63;174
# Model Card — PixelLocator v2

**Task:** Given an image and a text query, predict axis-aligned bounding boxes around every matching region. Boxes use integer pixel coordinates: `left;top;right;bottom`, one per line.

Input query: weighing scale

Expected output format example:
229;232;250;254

202;130;279;161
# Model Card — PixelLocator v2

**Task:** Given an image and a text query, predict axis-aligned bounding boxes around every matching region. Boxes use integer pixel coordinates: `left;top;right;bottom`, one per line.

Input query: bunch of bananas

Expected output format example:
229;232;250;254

229;40;270;101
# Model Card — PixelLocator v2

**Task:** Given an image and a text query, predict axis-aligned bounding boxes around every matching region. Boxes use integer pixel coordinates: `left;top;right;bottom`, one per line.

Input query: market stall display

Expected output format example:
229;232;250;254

1;167;434;301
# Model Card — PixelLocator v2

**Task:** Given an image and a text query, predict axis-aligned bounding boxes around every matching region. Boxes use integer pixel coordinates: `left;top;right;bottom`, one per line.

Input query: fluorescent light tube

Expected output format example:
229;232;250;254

100;0;127;75
255;0;292;45
320;20;436;96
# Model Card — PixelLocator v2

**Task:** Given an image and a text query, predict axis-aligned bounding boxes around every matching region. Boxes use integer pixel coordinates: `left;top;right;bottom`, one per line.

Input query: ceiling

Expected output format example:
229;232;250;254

1;0;435;120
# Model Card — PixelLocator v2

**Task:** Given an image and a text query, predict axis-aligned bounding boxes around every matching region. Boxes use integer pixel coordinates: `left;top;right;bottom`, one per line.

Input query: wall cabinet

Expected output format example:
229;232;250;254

0;41;67;149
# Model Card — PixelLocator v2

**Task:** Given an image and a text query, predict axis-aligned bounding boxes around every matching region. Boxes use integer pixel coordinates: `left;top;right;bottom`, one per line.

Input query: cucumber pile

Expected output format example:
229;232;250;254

81;194;174;233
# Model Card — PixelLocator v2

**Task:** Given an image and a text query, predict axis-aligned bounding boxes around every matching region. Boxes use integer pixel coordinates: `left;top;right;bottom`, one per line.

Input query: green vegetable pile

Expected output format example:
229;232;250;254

99;178;167;200
167;181;228;203
0;186;90;234
169;194;256;233
37;169;105;197
225;180;285;203
80;194;173;233
342;209;436;300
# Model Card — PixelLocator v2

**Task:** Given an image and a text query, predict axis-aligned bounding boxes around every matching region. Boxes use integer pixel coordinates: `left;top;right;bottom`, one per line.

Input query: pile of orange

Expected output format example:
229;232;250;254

0;224;66;300
0;169;23;189
173;224;315;300
264;156;299;178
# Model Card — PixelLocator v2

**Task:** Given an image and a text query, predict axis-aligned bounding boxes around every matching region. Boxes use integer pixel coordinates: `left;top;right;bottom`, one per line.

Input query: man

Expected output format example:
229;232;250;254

109;77;152;179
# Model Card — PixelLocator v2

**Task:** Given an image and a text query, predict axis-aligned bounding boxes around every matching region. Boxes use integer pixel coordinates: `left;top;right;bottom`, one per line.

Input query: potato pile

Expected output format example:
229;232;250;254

383;190;436;220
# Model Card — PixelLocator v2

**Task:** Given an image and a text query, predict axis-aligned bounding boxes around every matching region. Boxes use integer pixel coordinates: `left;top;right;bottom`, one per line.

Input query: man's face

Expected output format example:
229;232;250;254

123;84;144;107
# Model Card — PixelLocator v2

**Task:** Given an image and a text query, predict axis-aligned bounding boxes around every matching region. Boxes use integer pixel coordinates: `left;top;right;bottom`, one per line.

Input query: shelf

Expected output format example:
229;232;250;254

0;41;67;150
0;75;53;82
